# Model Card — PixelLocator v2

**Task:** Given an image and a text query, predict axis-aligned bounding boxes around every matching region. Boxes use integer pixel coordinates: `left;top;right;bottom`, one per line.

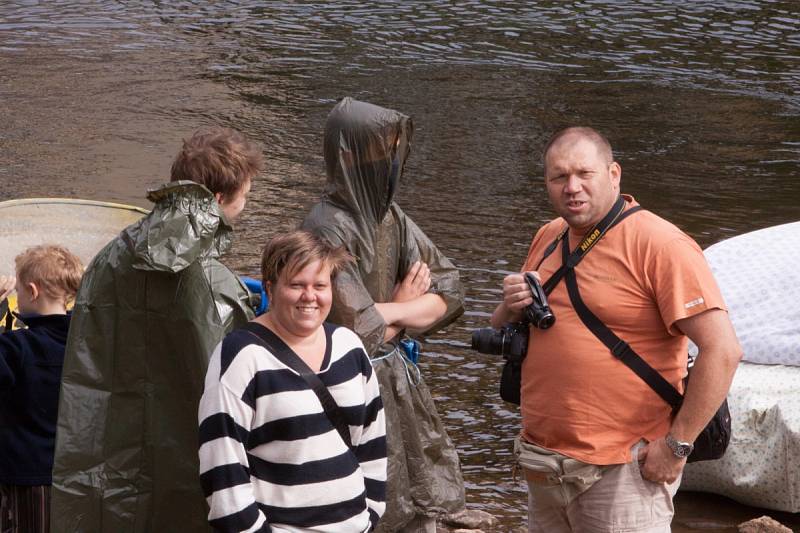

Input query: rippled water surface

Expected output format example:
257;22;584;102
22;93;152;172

1;2;799;530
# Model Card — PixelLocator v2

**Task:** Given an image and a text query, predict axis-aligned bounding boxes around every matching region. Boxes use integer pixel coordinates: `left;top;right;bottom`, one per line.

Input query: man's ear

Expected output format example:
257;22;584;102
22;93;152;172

609;161;622;190
26;282;39;302
214;192;225;205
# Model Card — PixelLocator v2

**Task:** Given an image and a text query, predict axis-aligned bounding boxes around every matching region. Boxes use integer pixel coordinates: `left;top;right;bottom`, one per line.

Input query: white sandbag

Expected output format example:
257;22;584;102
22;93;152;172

694;221;800;366
681;362;800;512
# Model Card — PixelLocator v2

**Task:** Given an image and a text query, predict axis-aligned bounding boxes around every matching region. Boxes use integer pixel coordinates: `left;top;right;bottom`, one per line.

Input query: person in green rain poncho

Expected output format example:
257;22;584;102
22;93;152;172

302;97;466;533
50;127;264;533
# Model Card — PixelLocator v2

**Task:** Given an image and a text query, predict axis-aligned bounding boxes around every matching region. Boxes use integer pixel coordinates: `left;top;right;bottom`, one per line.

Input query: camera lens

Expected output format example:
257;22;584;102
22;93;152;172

471;327;503;355
535;312;555;330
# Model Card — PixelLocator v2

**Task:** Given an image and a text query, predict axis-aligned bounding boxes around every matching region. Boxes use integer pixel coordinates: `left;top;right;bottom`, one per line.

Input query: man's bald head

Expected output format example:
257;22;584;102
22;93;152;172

542;127;614;172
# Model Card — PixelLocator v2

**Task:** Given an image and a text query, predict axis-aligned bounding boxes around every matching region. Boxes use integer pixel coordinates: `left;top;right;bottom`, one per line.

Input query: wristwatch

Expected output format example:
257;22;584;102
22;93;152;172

665;433;694;458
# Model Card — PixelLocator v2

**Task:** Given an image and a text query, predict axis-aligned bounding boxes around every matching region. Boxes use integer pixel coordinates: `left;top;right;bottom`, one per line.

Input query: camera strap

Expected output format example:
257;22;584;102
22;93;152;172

560;225;684;409
537;196;641;296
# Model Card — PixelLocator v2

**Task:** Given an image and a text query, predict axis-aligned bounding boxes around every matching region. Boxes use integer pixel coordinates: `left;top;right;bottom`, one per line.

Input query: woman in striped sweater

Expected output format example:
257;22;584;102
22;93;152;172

198;231;387;532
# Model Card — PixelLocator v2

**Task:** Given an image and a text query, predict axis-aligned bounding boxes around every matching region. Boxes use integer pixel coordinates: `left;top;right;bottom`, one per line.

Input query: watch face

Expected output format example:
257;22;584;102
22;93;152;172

667;434;694;458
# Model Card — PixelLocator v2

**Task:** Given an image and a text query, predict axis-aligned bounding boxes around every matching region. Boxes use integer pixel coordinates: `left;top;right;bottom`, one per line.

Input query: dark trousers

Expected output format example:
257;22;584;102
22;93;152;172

0;484;50;533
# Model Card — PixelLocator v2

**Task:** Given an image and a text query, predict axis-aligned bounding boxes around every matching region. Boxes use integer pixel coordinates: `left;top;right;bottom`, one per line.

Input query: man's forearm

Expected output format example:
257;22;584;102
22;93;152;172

670;342;741;442
640;309;741;484
374;293;447;331
669;308;742;442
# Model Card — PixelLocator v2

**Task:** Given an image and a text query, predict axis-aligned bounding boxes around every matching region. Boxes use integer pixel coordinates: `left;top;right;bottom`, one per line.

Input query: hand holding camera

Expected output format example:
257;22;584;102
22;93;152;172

472;272;555;361
501;271;537;317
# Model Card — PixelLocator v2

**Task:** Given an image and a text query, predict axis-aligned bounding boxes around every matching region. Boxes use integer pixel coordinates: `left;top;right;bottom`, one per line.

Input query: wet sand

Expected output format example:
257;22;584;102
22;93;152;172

2;42;798;532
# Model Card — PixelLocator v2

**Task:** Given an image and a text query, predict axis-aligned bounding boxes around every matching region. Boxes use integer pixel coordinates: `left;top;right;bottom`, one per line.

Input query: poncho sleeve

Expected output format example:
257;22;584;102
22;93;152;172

399;210;465;337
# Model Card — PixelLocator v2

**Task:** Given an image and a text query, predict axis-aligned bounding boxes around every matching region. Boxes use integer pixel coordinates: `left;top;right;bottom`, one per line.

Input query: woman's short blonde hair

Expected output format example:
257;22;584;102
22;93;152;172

260;231;353;290
15;245;84;305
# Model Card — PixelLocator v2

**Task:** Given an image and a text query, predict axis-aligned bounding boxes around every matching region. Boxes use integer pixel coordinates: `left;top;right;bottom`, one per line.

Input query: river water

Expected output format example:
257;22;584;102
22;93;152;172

1;2;799;531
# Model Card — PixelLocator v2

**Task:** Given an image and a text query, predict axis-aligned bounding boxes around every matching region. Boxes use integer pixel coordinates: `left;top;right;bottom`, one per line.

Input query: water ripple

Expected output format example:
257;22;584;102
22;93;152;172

2;1;798;104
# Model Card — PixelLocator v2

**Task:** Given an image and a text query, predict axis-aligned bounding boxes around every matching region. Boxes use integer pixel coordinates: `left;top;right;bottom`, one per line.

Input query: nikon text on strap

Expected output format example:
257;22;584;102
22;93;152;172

241;321;354;450
538;195;643;296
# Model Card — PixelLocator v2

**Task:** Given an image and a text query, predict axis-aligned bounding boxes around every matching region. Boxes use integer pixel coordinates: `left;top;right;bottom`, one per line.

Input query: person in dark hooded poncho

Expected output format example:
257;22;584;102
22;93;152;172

301;97;465;533
50;127;263;533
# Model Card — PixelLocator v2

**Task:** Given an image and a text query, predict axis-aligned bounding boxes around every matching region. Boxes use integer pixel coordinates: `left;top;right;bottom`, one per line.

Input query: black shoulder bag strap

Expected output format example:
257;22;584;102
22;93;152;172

241;321;354;450
560;214;684;409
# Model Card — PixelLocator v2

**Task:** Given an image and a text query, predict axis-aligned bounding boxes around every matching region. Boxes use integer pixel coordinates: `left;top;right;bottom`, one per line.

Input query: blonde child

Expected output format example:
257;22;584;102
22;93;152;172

0;245;82;533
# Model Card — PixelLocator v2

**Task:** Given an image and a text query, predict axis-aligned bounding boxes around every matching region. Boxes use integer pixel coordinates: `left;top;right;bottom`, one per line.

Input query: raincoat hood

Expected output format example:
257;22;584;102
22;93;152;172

323;97;413;226
127;180;232;273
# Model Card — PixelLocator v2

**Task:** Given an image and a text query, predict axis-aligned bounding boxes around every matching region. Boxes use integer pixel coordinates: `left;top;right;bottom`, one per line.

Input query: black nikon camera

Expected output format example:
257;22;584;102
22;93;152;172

472;272;555;358
471;273;555;404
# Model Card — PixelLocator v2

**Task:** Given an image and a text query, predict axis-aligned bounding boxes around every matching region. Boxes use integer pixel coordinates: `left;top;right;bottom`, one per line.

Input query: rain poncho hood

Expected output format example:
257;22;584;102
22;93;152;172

51;181;254;533
322;97;411;233
302;97;465;530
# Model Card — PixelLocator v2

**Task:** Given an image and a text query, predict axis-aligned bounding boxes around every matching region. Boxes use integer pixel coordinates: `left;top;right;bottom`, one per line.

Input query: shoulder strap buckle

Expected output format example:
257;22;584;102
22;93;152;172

611;339;631;360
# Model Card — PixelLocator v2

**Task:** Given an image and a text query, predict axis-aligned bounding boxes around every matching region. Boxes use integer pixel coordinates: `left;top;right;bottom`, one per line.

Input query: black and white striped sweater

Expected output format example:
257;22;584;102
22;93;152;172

198;322;386;532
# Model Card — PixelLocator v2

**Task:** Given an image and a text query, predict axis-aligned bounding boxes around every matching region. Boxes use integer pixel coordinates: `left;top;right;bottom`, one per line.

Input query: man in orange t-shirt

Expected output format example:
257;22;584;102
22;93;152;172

491;127;741;532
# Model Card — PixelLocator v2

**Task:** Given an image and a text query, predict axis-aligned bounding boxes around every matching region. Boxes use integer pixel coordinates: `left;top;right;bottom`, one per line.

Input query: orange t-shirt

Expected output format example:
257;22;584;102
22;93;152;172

520;196;726;465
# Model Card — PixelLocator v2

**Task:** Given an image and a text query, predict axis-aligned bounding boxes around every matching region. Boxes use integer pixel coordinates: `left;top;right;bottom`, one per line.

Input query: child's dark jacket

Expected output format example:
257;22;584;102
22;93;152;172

0;313;70;485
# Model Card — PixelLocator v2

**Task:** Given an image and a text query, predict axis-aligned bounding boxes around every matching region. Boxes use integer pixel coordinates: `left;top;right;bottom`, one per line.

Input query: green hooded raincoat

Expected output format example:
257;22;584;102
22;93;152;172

301;97;466;531
51;181;254;532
